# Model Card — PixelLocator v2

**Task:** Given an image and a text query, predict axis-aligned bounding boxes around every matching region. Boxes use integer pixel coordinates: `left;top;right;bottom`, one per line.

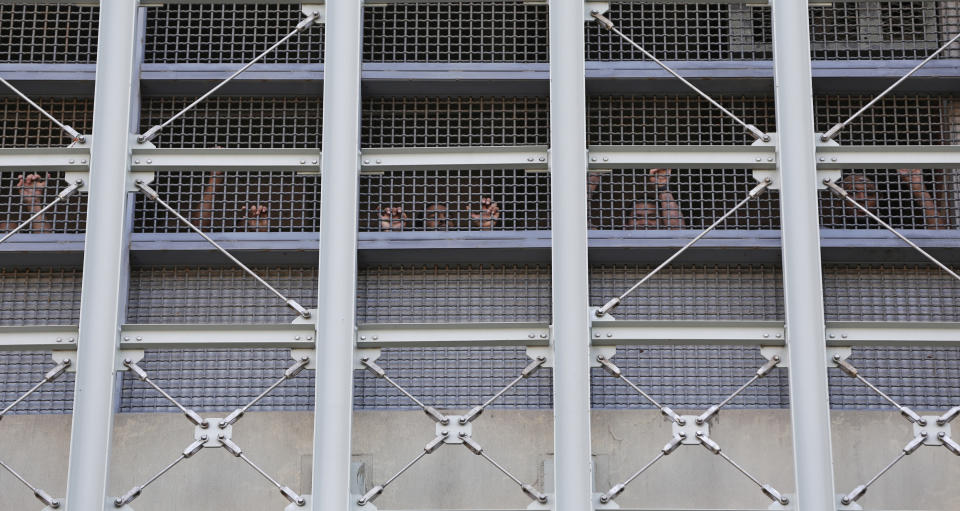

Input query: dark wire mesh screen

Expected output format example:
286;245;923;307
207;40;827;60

587;95;777;146
359;169;550;232
829;346;960;409
586;2;772;61
362;96;549;148
134;171;321;233
0;97;93;148
587;169;779;230
590;264;785;320
139;96;323;148
357;264;552;323
0;267;82;326
144;3;324;64
0;171;87;234
363;1;548;63
0;352;74;415
810;1;960;60
824;264;960;322
0;4;99;63
127;266;318;324
819;168;959;229
814;95;953;145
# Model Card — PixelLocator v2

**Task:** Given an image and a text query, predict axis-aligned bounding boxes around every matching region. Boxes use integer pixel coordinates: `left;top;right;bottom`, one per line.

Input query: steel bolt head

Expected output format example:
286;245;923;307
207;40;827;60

200;434;208;440
833;354;841;360
146;159;152;164
441;430;449;436
301;355;309;361
219;421;227;428
939;431;946;438
458;432;467;437
218;432;225;439
528;333;535;339
124;358;132;364
921;430;928;436
773;355;781;361
537;355;546;360
594;333;601;338
361;356;369;361
591;9;600;14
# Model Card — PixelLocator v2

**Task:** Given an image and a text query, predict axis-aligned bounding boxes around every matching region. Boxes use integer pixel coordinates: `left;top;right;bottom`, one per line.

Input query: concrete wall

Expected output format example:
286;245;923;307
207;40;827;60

1;410;956;510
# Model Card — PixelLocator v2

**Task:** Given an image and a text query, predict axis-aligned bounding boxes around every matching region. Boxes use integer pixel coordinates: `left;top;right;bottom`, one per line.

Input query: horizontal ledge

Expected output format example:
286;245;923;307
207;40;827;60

130;148;321;172
118;323;315;350
0;325;78;351
826;321;960;346
588;145;775;169
362;146;549;171
357;322;550;348
0;148;90;172
590;320;786;346
816;145;960;169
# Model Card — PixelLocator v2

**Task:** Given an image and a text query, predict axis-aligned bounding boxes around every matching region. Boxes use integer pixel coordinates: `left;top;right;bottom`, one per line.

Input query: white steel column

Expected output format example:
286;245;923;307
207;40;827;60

549;0;594;509
65;1;141;509
771;1;838;509
311;0;363;509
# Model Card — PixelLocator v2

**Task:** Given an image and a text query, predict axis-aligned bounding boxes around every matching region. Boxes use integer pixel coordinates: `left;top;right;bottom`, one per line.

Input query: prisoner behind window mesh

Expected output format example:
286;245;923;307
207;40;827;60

362;96;550;148
586;2;773;61
587;168;780;230
363;1;548;63
809;1;960;60
359;169;550;232
134;171;321;233
0;97;94;148
139;96;322;148
0;4;99;63
144;3;324;64
0;171;87;234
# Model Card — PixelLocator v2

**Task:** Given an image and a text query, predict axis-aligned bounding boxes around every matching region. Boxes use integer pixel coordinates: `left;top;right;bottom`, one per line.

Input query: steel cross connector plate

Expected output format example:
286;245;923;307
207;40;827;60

436;415;472;444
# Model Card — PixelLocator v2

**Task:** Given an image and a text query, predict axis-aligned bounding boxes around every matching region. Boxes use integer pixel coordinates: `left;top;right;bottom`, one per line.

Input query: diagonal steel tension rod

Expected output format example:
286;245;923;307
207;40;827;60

135;180;311;319
696;355;781;426
596;178;772;317
460;435;549;504
458;355;546;424
0;358;71;420
361;357;449;424
229;444;306;507
219;356;310;428
0;76;85;143
823;179;960;285
596;355;684;424
0;179;84;245
358;434;448;506
115;438;206;507
840;434;927;506
832;355;927;424
822;30;960;142
138;11;321;144
0;458;61;508
591;12;769;142
124;358;209;427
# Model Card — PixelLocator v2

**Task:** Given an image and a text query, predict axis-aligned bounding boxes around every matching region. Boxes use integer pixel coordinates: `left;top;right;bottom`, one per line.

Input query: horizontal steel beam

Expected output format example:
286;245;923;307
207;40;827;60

826;321;960;346
0;325;78;351
130;148;321;173
118;323;317;349
361;146;549;172
590;320;786;346
0;148;90;172
587;145;776;170
816;145;960;169
356;322;550;348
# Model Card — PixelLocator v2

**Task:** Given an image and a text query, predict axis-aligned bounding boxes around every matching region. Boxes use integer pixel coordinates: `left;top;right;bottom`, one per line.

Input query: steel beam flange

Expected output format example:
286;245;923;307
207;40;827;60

760;346;851;369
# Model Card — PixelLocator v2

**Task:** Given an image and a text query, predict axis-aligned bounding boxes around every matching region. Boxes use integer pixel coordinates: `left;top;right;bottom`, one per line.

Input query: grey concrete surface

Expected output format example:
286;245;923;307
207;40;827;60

0;410;956;510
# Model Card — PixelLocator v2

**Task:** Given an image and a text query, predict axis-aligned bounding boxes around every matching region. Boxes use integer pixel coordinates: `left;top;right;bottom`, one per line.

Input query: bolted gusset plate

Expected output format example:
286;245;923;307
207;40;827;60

915;417;952;446
197;418;230;448
437;415;472;444
672;415;707;445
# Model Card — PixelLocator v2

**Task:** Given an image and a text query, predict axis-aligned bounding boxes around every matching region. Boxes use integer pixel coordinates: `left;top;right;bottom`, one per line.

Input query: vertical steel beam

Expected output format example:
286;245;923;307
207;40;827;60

311;0;363;509
549;1;594;509
65;1;140;509
771;1;838;508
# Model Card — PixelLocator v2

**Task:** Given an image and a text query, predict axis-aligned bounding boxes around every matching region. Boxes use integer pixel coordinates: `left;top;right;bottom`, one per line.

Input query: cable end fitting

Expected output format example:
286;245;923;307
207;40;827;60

822;124;843;143
114;486;142;507
591;12;615;31
287;300;311;319
596;298;620;317
358;485;384;506
937;405;960;426
745;124;769;142
33;488;59;508
760;484;788;505
280;486;306;506
842;484;867;505
521;484;548;504
138;126;161;145
899;406;923;425
296;14;318;32
833;355;858;378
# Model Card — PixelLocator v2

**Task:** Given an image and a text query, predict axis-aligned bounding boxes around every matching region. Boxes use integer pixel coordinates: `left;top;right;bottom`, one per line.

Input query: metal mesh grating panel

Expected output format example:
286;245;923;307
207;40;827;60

127;266;318;324
118;349;313;413
819;168;959;229
824;264;960;322
587;95;777;146
363;2;548;63
362;96;549;148
0;4;98;63
357;264;551;324
0;97;94;148
814;95;953;145
0;267;82;326
134;171;320;233
587;168;780;230
139;96;323;149
810;1;960;60
359;169;550;232
586;2;772;61
0;171;87;234
144;3;324;64
0;352;74;415
353;348;552;409
829;346;960;409
591;345;790;409
590;264;785;320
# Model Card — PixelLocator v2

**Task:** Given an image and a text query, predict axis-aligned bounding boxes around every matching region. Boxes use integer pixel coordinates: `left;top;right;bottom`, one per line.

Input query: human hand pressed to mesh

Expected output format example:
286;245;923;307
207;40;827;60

896;168;925;187
647;168;672;190
626;201;658;228
244;204;270;231
470;197;500;229
379;206;408;231
17;173;48;206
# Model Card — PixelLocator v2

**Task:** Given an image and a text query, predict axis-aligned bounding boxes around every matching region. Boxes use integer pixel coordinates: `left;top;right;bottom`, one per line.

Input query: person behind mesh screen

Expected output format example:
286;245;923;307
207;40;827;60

588;168;684;228
0;173;53;232
192;146;278;232
417;198;500;230
822;169;946;229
